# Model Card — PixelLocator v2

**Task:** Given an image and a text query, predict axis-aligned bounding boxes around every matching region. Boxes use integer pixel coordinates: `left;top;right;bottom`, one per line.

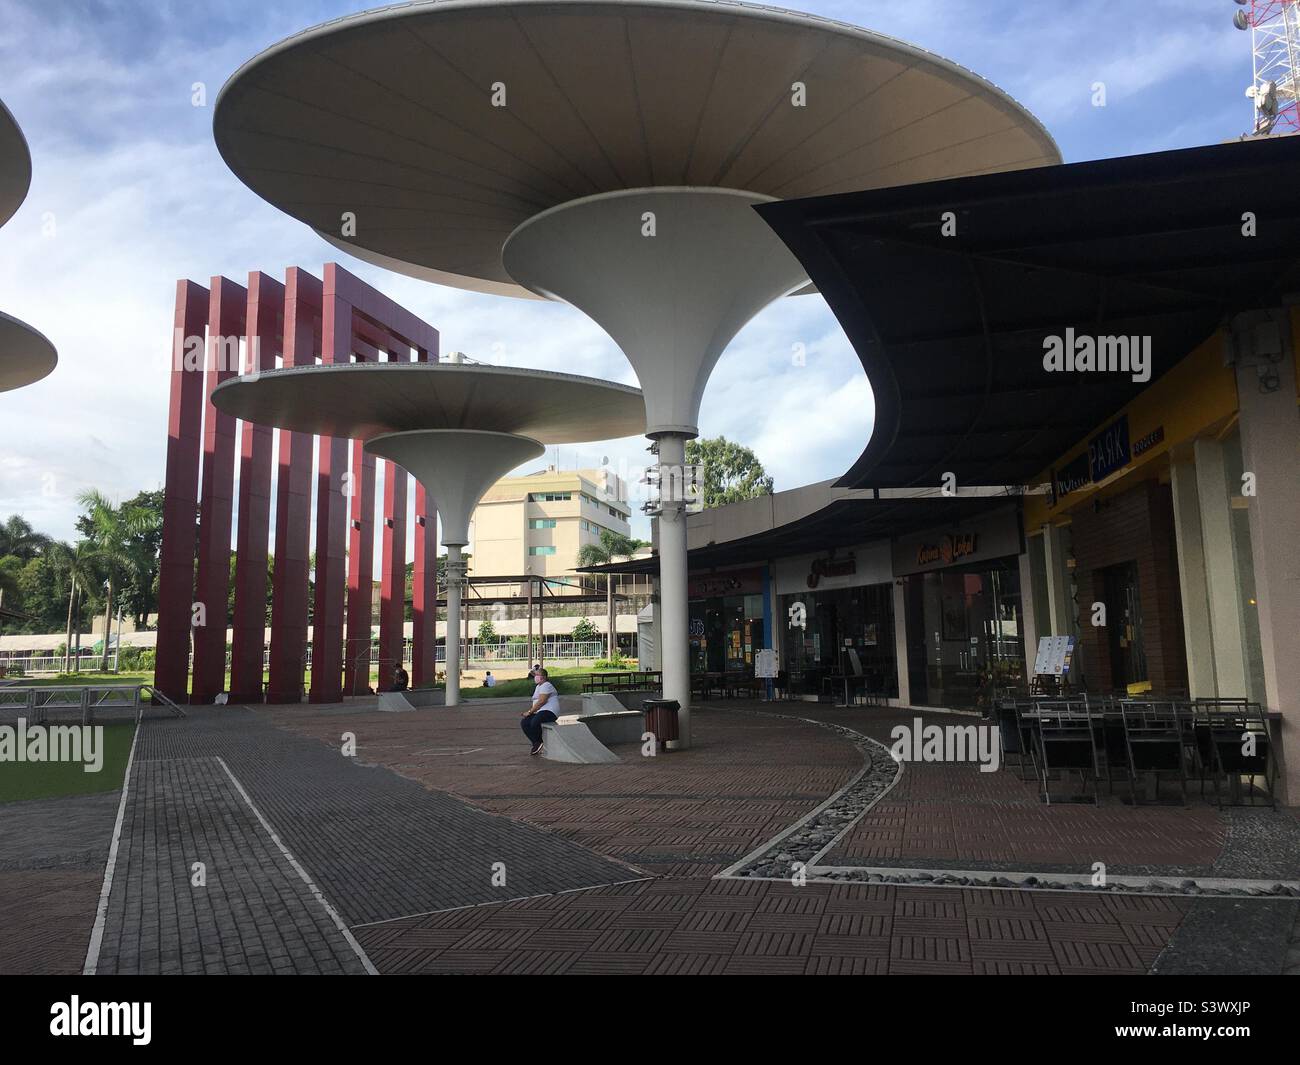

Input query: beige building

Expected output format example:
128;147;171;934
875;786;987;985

470;466;634;586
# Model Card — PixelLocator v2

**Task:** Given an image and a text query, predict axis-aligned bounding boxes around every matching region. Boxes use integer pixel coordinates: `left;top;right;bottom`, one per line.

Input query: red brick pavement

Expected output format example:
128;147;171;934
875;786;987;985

273;699;1217;974
780;705;1227;871
352;877;1190;976
277;702;860;876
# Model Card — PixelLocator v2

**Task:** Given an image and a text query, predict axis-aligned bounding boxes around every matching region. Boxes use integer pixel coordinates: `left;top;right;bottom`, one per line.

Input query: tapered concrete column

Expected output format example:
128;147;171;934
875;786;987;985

1234;321;1300;805
656;433;691;747
504;187;809;749
1041;523;1073;636
366;429;544;707
892;579;910;707
1170;456;1216;698
1193;438;1249;697
444;544;464;706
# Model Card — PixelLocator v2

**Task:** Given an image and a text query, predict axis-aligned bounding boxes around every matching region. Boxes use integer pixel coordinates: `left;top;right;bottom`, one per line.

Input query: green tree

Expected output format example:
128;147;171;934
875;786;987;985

570;616;598;643
77;490;154;671
685;436;773;508
576;530;648;659
477;618;497;644
0;515;50;560
47;540;104;673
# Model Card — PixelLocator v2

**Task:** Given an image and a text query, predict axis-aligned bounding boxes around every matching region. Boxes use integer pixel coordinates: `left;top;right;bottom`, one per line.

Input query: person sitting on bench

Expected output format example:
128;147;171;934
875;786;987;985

521;668;560;756
392;665;409;692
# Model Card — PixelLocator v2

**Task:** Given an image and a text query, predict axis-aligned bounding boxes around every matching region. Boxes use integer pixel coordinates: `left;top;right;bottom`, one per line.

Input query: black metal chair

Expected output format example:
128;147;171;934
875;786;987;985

1200;700;1277;809
1034;700;1100;804
993;697;1038;782
1120;701;1189;805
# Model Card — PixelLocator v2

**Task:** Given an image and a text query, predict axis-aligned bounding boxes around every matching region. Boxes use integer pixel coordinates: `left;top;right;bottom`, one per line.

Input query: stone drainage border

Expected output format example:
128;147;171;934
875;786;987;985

715;708;1300;901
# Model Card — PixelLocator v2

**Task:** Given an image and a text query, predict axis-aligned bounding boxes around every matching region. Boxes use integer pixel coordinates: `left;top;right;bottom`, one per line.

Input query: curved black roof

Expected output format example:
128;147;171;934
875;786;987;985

757;135;1300;489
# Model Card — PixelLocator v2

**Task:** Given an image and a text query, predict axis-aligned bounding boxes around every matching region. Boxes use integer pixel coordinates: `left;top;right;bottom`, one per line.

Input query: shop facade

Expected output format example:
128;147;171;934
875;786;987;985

892;508;1026;710
773;542;896;700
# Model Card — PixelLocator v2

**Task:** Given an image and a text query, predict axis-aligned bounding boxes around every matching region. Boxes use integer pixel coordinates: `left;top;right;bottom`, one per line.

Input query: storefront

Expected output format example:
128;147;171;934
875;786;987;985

893;509;1026;710
774;542;898;700
687;568;766;677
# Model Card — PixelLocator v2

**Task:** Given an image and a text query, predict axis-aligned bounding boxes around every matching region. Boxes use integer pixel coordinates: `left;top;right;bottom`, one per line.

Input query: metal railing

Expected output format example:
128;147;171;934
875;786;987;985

0;684;186;724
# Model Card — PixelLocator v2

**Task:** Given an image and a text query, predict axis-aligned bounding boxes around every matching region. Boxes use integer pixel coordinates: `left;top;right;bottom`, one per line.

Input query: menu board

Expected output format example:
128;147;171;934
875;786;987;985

755;648;779;678
1033;635;1075;677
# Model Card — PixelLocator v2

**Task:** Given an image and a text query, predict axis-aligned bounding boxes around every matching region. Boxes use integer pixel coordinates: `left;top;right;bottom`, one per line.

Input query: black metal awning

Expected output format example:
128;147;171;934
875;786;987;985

580;495;1020;575
756;135;1300;489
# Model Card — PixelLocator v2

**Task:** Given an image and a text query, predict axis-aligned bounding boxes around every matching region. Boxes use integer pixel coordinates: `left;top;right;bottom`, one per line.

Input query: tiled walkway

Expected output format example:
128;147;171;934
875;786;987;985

5;697;1297;975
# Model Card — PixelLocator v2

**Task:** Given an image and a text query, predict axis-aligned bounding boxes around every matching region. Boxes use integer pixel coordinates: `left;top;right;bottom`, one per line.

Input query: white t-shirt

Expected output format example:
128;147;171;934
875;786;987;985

533;681;560;715
485;674;496;687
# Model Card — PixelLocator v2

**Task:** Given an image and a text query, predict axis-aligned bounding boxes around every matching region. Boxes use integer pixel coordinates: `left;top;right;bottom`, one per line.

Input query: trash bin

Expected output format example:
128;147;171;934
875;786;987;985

642;698;680;750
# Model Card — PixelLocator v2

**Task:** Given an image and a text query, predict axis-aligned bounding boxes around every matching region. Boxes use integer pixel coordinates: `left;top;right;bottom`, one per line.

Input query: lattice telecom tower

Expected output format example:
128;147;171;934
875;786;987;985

1234;1;1300;135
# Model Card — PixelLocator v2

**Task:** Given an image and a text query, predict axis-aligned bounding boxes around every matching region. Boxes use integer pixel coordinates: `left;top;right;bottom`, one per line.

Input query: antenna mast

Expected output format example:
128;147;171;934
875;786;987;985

1233;1;1300;135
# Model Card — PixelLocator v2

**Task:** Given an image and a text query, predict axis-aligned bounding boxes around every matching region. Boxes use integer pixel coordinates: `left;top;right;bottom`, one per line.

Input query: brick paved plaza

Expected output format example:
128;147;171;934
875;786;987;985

2;696;1297;976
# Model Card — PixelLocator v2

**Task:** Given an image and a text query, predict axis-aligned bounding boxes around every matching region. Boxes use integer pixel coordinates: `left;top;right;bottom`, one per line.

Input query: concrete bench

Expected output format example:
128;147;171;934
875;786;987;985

540;720;621;764
377;689;446;712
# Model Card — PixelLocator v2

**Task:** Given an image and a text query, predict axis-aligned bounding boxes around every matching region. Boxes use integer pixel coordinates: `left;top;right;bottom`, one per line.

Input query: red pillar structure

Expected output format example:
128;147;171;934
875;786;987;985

378;449;408;686
154;280;210;702
344;438;376;695
411;344;439;686
229;271;283;703
266;267;320;703
310;266;352;703
191;276;246;703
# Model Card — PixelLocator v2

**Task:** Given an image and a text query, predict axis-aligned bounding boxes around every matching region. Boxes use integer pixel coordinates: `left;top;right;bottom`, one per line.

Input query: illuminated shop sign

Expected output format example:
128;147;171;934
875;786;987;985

915;532;978;568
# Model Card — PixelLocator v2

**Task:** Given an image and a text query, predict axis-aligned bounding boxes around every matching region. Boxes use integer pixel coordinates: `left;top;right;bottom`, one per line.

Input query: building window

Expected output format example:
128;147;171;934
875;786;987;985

529;518;557;529
528;546;556;556
531;492;571;502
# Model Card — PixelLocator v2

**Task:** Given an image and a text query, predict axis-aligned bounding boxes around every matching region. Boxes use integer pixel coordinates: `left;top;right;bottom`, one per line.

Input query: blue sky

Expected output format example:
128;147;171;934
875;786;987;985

0;0;1255;546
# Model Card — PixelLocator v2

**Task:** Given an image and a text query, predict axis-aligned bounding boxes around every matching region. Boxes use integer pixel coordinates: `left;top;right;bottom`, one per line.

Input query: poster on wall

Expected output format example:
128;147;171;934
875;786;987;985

755;648;779;678
1033;635;1075;677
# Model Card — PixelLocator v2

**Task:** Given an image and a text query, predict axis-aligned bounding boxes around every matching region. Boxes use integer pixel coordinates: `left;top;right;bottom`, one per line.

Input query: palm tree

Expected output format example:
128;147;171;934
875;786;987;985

576;530;648;660
78;490;152;672
0;515;50;560
47;540;103;673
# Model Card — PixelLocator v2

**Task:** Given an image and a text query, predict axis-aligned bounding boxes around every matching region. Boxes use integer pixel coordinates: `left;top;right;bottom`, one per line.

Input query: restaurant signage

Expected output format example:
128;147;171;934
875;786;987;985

1053;451;1091;502
1132;424;1165;457
807;553;856;589
688;568;763;598
1088;414;1131;482
915;532;978;568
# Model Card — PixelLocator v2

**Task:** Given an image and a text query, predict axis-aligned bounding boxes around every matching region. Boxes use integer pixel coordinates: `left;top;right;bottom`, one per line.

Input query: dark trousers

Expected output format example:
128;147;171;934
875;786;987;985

521;710;558;747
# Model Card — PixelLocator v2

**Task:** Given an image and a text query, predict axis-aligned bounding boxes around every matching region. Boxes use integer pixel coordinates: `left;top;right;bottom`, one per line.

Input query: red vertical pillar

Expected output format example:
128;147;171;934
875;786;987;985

344;439;376;695
378;440;408;686
154;280;211;702
191;276;246;704
310;266;351;703
266;267;320;704
229;271;283;703
411;345;439;686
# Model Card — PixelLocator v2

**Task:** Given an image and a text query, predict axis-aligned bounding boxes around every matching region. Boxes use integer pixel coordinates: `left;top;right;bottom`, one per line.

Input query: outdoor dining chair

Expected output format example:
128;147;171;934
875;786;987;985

1198;700;1277;809
1034;700;1101;805
1120;701;1189;805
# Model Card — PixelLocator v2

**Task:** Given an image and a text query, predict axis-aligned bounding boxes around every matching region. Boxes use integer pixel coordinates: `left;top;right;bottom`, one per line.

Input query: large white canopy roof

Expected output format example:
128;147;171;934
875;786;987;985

214;0;1060;299
0;311;57;394
0;100;31;229
211;361;645;443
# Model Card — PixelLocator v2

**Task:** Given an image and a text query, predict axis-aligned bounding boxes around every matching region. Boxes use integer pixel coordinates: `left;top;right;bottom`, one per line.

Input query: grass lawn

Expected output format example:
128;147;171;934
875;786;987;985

0;720;136;803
